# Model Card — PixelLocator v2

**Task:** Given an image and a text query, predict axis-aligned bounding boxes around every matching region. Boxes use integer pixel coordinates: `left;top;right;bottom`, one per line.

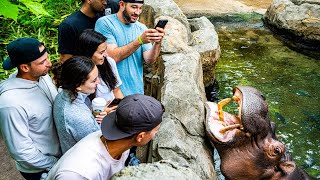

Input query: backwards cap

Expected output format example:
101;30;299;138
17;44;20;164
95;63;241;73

101;94;164;140
2;38;46;70
122;0;144;3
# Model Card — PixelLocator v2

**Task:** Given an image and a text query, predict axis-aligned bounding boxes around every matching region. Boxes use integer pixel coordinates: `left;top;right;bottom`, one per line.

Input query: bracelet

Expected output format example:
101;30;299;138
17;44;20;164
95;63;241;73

137;36;144;45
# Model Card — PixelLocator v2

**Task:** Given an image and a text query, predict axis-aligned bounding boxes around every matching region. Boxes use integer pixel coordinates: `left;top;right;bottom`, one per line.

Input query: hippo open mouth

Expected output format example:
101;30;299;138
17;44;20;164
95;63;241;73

205;86;315;179
206;86;272;144
206;99;244;143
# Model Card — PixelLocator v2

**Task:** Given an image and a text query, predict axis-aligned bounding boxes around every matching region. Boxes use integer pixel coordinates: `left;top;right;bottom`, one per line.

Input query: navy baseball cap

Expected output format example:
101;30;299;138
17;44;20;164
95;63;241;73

122;0;143;3
101;94;164;140
2;38;47;70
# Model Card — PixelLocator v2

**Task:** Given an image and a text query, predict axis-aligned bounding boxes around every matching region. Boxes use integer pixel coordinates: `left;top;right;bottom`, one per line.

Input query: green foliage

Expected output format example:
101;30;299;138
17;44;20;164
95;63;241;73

0;0;19;21
0;0;51;22
0;0;80;81
20;0;51;17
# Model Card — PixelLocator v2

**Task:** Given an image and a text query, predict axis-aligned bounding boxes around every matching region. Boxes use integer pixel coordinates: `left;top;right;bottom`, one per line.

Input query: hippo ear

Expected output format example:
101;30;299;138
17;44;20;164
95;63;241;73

270;122;277;139
278;161;296;175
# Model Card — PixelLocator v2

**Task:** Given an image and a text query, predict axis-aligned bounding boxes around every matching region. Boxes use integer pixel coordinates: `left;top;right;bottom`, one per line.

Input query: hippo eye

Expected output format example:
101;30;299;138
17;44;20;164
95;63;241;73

260;94;266;100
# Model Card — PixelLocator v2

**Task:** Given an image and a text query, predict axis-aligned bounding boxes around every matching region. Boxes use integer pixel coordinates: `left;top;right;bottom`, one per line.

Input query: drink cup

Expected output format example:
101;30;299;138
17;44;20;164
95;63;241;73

92;97;107;116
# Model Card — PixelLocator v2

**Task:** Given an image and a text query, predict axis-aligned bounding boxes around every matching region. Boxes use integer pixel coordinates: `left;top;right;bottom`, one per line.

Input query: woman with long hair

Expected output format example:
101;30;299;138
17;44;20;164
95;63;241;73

75;29;124;107
53;56;106;154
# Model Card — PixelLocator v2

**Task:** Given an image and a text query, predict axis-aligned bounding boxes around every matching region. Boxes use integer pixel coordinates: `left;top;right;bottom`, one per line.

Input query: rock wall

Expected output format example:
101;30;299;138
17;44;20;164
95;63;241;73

112;160;202;180
263;0;320;59
188;17;220;86
115;0;220;179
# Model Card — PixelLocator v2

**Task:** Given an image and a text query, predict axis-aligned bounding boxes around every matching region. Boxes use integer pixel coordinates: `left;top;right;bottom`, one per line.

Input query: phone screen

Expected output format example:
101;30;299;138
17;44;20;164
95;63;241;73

109;98;122;106
155;20;168;29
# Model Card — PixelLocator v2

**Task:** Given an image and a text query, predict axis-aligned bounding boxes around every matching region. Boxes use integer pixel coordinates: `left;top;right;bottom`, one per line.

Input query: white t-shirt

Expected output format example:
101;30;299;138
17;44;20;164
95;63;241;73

96;57;122;102
46;131;129;180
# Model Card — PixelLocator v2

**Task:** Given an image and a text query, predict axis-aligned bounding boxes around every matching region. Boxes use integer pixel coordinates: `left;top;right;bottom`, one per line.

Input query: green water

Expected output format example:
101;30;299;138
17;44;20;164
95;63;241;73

214;22;320;177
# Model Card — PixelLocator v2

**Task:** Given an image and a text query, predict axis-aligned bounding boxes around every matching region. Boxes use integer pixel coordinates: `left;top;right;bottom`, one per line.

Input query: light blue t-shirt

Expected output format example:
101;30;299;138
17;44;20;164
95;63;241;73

95;14;152;96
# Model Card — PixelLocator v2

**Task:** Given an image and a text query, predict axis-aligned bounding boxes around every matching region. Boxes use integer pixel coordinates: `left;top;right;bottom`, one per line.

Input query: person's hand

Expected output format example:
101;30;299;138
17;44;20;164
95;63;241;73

95;106;118;124
155;27;165;34
154;27;165;44
139;29;165;44
95;111;107;124
104;105;117;114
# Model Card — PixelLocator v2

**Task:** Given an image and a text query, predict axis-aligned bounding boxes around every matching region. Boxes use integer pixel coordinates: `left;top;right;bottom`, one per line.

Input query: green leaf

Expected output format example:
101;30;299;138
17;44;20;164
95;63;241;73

0;0;19;21
20;0;51;17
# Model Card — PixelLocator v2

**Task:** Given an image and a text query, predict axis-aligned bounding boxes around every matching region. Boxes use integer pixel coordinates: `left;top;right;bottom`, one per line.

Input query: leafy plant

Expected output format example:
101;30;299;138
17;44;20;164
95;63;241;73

0;0;19;21
0;0;80;81
0;0;51;21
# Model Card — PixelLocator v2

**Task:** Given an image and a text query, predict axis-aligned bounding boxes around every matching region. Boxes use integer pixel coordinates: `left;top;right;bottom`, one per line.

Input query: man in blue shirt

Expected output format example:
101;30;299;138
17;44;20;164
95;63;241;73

95;0;165;96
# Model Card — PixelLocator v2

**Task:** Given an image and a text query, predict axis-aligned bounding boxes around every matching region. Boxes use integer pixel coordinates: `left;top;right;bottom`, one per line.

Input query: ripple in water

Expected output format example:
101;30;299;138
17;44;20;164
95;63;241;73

214;25;320;178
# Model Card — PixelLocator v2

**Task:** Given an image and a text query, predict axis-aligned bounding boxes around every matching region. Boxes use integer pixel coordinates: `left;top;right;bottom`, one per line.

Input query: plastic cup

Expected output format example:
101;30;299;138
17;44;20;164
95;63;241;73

92;97;107;116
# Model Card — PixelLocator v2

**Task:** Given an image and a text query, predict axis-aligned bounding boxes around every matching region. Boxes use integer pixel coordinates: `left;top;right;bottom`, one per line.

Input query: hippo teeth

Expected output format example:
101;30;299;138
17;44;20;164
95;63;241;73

206;102;240;142
208;118;238;142
219;124;243;133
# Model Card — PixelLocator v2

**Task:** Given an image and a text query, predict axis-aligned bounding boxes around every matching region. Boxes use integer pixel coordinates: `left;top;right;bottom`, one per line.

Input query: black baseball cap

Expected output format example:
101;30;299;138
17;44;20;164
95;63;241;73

101;94;164;140
122;0;144;3
2;38;47;70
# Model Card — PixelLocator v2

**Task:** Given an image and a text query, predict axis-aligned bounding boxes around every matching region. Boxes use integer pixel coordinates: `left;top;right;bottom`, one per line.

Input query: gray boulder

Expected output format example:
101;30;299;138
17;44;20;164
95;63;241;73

112;160;202;180
189;16;220;86
139;0;220;179
140;0;220;85
150;52;216;179
263;0;320;59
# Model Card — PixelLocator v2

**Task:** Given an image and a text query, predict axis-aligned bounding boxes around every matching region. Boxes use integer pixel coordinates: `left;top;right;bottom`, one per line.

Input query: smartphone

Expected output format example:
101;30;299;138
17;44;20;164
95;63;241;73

109;98;122;106
155;19;168;29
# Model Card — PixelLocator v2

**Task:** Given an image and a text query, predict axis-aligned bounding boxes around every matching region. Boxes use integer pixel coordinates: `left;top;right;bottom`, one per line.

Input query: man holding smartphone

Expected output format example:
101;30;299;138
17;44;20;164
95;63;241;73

95;0;165;96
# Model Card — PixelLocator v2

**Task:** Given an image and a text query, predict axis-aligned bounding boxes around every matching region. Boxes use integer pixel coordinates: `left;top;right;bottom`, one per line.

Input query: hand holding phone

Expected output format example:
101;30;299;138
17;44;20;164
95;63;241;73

155;19;168;29
108;98;122;107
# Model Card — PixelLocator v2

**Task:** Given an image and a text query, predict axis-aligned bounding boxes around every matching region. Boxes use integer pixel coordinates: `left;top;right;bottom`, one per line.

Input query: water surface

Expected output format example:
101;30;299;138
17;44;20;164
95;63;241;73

213;19;320;177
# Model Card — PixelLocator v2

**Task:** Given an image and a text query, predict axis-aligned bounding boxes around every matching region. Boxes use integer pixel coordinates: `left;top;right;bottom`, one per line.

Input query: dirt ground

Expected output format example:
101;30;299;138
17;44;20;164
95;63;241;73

0;136;24;180
0;1;273;180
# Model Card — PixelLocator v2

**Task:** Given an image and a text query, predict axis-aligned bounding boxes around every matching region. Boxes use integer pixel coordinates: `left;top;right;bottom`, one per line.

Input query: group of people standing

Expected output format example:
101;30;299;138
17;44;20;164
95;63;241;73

0;0;166;179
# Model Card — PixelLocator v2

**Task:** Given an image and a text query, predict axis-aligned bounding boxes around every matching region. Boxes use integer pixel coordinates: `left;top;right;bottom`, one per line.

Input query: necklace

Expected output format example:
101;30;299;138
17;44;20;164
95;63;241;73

100;136;109;152
100;136;122;160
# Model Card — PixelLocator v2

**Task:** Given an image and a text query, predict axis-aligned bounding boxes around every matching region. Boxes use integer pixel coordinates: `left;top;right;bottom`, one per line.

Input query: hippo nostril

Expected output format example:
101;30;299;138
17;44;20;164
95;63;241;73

275;146;281;154
268;143;284;158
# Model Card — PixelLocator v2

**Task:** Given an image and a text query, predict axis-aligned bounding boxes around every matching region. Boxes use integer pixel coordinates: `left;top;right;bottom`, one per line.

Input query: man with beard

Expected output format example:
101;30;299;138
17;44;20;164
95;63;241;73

0;38;61;180
58;0;107;63
95;0;165;96
95;0;164;166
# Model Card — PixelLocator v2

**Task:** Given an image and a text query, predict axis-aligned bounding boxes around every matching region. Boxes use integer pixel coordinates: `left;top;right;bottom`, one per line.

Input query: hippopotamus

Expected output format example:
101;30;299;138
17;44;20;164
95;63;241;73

205;86;315;180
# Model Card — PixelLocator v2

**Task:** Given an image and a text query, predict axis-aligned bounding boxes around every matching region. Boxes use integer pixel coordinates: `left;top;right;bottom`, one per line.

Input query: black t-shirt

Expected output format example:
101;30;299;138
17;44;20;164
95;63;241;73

58;11;98;54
